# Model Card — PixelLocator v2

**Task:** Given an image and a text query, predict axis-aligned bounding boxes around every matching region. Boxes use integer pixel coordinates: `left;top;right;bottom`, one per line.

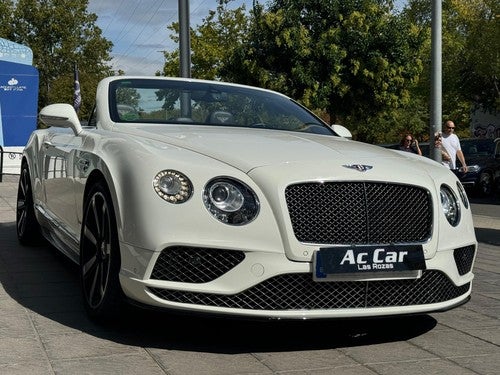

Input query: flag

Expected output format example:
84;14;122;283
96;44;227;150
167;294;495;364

73;63;82;112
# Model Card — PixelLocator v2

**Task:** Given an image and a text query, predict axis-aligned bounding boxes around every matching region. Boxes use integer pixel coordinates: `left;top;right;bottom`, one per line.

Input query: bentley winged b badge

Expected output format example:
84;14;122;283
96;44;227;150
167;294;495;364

342;164;373;172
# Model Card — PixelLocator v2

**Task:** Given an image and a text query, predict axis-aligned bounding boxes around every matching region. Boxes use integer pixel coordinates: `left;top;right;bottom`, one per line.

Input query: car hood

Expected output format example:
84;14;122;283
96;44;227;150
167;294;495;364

116;124;444;178
112;124;452;262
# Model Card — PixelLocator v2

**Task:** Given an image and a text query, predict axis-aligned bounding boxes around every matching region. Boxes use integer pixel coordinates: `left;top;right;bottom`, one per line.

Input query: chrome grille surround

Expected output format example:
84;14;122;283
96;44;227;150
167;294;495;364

150;246;245;283
285;182;433;244
148;270;469;310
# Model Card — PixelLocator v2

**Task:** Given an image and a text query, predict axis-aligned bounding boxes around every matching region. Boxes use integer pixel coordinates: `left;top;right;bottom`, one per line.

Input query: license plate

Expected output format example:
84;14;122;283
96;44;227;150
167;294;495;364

314;245;425;279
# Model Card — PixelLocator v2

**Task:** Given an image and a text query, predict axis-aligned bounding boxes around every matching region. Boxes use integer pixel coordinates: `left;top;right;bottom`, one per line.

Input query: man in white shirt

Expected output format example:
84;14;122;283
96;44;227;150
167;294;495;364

441;120;468;172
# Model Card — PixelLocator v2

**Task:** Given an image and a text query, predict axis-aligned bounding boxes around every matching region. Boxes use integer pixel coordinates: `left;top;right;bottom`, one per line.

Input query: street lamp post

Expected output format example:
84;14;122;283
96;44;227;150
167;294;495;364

178;0;191;79
178;0;191;118
430;0;442;162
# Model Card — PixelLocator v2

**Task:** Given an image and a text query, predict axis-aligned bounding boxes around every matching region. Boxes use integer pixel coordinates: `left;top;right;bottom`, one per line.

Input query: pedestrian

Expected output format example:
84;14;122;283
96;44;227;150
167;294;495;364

441;120;468;172
399;133;422;155
434;132;451;165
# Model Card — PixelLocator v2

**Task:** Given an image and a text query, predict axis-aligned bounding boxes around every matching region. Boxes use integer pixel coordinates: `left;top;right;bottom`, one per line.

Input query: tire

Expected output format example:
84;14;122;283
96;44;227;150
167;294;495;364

477;172;492;196
80;180;124;322
16;162;43;245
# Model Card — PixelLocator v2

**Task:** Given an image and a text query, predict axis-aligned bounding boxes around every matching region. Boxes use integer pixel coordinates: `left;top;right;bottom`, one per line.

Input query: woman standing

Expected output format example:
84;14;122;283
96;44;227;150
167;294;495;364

399;133;422;155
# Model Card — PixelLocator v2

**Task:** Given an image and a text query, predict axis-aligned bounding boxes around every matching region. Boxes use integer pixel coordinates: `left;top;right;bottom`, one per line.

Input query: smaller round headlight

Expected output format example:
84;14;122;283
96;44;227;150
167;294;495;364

440;185;460;226
456;181;469;209
153;170;193;203
209;182;244;212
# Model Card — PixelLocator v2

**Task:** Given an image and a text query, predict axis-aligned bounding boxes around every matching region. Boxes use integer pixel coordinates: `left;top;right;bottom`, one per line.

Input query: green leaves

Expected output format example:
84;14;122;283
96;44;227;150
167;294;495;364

404;0;499;133
213;0;425;142
162;0;250;80
1;0;113;120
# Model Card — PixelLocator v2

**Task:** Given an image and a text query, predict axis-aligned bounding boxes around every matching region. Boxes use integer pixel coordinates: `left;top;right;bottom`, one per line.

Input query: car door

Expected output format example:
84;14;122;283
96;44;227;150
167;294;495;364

40;128;83;239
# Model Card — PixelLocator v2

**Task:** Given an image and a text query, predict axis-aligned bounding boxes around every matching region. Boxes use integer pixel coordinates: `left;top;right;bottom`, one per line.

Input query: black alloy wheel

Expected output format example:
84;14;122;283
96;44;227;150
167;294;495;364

16;162;43;245
80;181;124;321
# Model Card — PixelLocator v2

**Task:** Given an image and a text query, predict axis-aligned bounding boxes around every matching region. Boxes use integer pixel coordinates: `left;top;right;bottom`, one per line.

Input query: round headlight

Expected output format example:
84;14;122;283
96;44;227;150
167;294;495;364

203;178;259;225
440;185;460;226
153;170;193;203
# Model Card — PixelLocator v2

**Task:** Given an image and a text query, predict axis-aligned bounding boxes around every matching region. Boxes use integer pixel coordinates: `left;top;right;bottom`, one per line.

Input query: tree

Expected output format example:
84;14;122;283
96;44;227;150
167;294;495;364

455;0;499;111
161;0;249;80
222;0;426;142
403;0;499;132
0;0;14;38
1;0;114;120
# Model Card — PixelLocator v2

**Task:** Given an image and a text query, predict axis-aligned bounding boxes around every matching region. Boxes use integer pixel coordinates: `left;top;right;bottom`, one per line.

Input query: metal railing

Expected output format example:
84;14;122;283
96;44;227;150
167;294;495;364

0;145;23;182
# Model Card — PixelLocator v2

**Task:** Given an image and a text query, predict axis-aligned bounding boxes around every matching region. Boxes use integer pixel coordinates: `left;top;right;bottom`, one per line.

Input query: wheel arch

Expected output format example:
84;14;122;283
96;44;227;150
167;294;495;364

82;167;124;243
19;155;43;220
79;172;125;321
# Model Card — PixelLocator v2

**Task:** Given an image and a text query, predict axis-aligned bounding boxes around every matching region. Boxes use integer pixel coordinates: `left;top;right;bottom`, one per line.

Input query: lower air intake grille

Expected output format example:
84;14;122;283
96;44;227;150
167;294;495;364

453;245;476;276
150;247;245;283
149;270;469;310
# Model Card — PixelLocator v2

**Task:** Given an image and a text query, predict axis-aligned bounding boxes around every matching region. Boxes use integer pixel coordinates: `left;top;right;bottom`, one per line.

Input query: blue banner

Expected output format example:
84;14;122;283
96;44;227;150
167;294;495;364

0;60;39;147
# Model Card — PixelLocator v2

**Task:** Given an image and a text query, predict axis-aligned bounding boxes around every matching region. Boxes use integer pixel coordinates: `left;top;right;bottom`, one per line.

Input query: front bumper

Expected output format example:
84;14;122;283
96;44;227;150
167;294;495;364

118;242;476;319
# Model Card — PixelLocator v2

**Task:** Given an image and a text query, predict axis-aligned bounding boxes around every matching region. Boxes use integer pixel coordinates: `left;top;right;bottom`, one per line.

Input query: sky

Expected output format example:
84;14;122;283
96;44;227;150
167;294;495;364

88;0;253;75
88;0;407;76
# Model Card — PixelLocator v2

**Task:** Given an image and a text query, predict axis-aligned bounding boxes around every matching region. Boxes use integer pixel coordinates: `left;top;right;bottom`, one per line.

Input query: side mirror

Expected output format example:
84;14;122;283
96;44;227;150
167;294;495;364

39;104;83;135
331;124;352;139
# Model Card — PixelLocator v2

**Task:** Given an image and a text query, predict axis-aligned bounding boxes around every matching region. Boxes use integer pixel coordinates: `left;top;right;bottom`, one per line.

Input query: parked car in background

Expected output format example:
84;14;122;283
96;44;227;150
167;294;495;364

379;138;500;196
18;76;477;322
453;138;500;196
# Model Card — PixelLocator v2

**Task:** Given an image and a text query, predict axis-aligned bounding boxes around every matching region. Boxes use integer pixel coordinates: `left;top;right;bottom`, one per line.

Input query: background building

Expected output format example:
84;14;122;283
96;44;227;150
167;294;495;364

0;38;38;175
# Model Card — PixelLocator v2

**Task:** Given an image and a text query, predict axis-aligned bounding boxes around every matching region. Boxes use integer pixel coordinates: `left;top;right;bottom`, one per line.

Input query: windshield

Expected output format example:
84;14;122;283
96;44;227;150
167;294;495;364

108;79;334;135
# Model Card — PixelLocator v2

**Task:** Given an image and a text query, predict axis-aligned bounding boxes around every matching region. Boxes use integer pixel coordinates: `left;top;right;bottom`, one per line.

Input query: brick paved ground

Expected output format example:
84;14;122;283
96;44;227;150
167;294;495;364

1;174;499;374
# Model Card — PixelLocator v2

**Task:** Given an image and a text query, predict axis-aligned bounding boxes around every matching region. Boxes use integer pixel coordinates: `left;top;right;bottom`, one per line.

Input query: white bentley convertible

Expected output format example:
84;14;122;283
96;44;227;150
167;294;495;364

17;76;477;321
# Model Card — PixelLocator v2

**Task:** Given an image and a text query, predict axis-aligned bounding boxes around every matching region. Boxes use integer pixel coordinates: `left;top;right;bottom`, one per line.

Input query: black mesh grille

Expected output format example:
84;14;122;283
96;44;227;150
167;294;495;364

149;270;469;310
151;247;245;283
453;245;476;276
285;182;433;244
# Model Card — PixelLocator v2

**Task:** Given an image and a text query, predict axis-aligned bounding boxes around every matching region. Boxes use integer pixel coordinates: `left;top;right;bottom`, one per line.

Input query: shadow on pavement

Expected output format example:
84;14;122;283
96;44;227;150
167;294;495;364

468;193;500;205
474;227;500;246
0;220;437;354
469;193;500;245
101;309;437;353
